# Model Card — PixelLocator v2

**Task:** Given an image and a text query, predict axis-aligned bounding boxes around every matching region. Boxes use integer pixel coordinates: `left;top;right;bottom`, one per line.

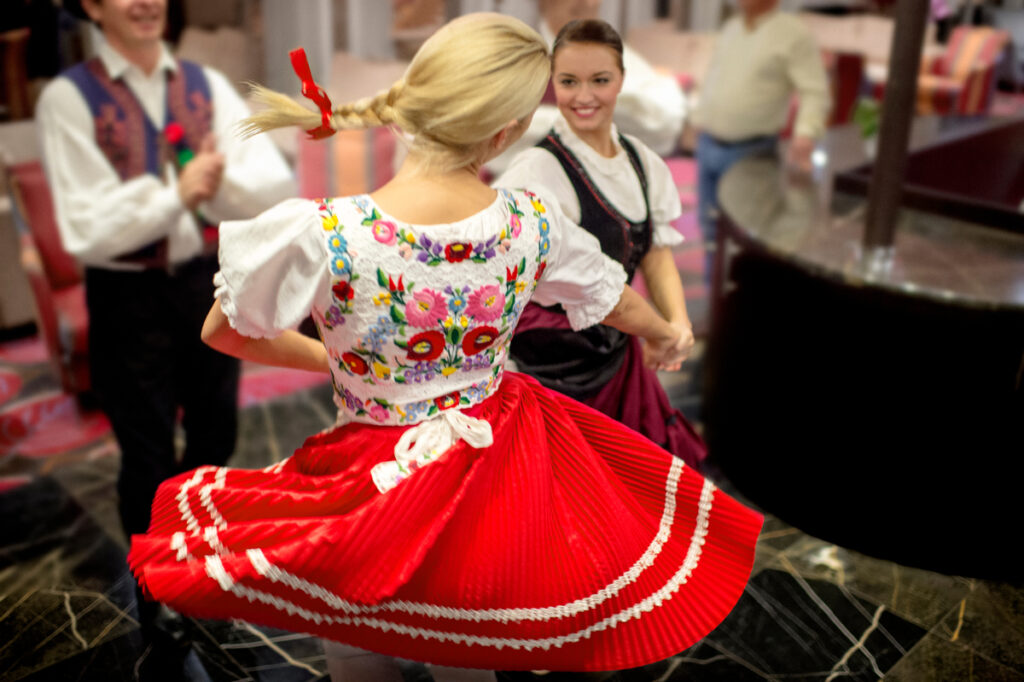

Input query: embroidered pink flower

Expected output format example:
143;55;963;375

509;213;522;238
368;402;390;422
398;242;413;260
372;219;398;245
466;284;505;322
405;288;447;328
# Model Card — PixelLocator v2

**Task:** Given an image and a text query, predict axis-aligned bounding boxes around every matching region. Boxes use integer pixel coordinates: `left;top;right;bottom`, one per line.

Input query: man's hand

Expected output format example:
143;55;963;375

177;134;224;210
786;135;816;174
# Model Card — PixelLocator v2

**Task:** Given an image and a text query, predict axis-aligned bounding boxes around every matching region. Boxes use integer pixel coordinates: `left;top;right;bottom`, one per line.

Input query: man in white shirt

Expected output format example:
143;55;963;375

35;0;295;645
486;0;687;176
692;0;828;266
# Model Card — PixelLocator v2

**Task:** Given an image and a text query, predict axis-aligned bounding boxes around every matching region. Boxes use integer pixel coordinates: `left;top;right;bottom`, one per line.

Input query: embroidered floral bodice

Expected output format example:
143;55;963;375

214;187;626;428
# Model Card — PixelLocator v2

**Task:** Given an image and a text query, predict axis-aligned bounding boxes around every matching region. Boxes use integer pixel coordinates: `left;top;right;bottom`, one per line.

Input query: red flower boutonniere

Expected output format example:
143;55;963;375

163;122;194;168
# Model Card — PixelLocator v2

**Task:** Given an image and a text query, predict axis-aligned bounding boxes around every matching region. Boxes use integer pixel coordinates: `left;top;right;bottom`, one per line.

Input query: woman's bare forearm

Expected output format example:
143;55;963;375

201;299;329;374
640;246;691;327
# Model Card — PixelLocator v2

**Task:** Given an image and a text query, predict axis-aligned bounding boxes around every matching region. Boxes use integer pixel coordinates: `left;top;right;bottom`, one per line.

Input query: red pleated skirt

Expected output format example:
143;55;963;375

128;372;762;672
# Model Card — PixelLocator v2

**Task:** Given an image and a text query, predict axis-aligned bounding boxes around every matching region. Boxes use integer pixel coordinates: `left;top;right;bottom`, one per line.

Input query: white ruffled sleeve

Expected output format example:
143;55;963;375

529;191;627;331
213;198;329;338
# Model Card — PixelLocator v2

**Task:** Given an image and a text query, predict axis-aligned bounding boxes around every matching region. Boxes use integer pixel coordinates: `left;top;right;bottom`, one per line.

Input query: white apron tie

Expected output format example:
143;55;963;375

371;410;494;493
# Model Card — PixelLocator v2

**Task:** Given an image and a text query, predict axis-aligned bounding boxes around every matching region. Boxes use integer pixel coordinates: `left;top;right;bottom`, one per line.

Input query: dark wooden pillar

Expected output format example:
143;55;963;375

863;0;930;249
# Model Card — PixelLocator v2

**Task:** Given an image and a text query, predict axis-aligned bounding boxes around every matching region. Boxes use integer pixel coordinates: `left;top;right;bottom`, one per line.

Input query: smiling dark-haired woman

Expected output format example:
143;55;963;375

497;18;705;471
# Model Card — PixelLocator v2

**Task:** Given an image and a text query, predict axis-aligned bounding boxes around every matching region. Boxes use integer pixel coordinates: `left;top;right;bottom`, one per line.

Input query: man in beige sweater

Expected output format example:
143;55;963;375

693;0;828;261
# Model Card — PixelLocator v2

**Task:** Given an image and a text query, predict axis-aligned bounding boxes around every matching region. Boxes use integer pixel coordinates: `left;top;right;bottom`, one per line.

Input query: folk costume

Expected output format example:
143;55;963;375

128;188;761;671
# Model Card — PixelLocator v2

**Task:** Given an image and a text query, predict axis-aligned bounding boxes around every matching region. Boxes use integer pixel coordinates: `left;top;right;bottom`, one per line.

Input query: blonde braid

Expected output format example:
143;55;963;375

236;83;324;138
237;78;405;139
329;79;405;131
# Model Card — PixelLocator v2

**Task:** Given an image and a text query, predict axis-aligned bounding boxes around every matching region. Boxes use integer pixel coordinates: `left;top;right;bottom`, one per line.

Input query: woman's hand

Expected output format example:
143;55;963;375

642;321;694;372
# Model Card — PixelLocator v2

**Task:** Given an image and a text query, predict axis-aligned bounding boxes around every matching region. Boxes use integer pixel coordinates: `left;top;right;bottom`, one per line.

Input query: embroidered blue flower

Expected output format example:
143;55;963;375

539;236;551;256
404;400;430;421
327;233;348;254
330;251;353;276
538;217;550;236
361;330;387;355
447;288;468;315
373;315;398;337
464;381;487;401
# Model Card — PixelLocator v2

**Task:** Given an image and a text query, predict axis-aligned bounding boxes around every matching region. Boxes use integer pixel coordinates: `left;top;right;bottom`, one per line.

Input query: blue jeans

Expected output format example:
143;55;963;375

695;132;778;276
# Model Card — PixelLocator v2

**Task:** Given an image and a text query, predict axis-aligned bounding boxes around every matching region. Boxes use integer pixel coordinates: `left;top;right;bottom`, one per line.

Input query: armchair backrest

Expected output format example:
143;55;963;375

936;26;1011;81
7;160;81;291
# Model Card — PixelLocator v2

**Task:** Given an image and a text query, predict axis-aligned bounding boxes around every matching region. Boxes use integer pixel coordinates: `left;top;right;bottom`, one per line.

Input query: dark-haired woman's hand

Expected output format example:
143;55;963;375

643;321;693;372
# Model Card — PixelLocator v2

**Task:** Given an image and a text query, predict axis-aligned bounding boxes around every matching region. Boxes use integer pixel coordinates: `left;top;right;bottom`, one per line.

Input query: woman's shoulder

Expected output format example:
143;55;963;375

495;150;576;215
619;132;664;163
619;133;675;178
497;145;563;180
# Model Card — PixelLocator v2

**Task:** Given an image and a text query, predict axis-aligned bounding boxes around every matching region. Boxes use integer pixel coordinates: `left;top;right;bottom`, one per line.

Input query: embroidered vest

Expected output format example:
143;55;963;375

313;190;552;428
63;57;213;265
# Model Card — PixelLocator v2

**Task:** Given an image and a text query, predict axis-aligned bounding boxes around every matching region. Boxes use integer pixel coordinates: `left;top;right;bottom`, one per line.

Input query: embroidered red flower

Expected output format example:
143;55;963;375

505;265;518;283
444;243;472;263
388;274;404;293
534;261;547;281
342;352;368;375
434;391;461;411
462;326;499;356
407;330;445;362
164;122;185;145
332;280;355;301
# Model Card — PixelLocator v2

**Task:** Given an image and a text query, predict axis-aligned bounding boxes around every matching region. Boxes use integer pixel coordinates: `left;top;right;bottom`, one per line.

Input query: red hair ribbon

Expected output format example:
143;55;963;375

289;48;334;140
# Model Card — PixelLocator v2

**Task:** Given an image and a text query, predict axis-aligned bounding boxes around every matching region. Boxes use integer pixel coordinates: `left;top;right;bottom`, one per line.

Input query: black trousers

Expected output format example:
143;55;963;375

85;255;240;539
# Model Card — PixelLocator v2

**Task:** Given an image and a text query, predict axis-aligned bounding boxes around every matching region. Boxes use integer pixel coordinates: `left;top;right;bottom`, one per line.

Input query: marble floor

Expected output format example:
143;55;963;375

2;337;1023;682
